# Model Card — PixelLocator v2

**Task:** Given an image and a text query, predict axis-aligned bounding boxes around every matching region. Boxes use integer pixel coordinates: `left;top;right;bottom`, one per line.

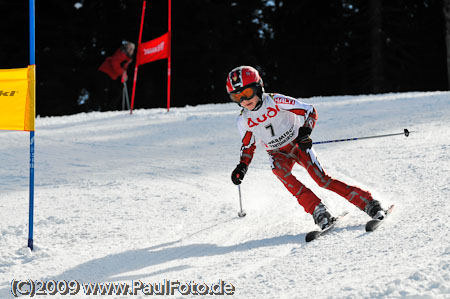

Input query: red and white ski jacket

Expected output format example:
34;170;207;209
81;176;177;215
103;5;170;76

98;47;132;81
237;93;317;166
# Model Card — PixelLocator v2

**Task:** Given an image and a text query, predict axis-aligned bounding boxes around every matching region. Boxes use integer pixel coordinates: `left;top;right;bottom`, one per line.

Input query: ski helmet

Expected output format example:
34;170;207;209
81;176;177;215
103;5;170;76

226;66;264;103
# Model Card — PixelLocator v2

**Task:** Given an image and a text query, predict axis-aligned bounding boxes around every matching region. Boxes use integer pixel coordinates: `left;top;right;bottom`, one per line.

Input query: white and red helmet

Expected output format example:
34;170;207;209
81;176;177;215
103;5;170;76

226;66;264;94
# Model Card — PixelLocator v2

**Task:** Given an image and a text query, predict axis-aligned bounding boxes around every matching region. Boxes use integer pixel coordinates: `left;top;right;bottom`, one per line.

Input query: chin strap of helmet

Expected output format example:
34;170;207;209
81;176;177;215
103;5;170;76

252;83;264;111
256;82;264;99
252;97;263;111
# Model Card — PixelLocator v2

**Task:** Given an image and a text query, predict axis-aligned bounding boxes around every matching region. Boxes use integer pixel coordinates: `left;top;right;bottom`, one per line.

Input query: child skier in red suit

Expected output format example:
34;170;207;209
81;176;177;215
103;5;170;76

227;66;386;229
93;41;135;111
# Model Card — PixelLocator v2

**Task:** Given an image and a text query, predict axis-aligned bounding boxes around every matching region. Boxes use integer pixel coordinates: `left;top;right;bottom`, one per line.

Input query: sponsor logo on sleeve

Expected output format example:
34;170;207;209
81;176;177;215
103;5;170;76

274;96;295;105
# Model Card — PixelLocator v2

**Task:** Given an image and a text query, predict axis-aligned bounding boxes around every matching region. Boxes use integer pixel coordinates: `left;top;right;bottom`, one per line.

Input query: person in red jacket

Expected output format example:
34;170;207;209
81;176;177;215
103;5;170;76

93;41;135;111
227;66;387;230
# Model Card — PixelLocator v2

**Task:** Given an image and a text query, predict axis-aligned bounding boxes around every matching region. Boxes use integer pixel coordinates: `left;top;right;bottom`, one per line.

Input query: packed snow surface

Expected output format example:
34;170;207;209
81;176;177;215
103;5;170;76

1;91;449;298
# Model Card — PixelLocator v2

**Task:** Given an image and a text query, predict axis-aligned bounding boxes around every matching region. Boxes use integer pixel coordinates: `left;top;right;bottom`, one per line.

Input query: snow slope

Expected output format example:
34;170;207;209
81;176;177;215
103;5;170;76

1;91;449;298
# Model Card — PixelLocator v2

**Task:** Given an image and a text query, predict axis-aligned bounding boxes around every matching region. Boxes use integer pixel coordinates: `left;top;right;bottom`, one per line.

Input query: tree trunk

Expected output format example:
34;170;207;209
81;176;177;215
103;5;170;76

369;0;383;93
443;0;450;89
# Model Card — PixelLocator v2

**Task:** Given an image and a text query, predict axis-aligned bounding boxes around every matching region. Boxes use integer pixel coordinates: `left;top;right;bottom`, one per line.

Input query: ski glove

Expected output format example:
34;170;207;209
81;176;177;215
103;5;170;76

296;127;313;151
231;162;248;185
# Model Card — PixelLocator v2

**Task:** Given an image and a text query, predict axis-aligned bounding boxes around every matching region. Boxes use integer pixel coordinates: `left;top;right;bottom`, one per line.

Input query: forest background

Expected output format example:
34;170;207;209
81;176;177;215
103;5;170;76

0;0;448;116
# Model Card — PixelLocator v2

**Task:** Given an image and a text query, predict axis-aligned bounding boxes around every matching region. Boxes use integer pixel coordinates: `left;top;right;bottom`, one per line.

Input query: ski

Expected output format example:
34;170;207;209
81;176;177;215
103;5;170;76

365;205;395;232
305;212;348;242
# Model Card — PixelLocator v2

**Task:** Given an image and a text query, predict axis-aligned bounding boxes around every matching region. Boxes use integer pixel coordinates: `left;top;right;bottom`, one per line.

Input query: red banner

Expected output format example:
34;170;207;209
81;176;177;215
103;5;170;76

130;0;172;114
136;33;170;66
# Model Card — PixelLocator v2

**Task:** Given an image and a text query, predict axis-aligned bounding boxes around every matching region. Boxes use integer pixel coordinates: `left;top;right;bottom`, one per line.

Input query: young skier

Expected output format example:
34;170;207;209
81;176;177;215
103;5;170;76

227;65;386;229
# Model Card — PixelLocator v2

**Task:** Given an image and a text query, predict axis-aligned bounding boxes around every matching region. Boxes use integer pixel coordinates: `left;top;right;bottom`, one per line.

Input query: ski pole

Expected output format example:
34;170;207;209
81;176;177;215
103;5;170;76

237;185;246;218
313;128;412;145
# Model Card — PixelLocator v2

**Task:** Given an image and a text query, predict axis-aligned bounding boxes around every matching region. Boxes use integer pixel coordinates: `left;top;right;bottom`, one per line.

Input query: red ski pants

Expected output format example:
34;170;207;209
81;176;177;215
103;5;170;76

269;142;373;214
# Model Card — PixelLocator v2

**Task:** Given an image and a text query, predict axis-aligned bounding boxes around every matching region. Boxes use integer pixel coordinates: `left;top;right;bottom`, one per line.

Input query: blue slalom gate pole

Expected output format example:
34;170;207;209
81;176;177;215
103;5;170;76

28;0;35;251
313;129;411;145
28;132;35;250
29;0;35;66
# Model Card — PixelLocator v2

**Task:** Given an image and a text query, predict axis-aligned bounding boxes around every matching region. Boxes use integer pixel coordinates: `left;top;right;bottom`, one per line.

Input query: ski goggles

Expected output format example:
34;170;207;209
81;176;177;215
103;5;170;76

229;86;256;103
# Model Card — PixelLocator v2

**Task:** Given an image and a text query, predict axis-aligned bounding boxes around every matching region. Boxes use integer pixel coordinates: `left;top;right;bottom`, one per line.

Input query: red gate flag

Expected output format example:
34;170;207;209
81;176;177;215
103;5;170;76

130;0;172;114
136;33;170;66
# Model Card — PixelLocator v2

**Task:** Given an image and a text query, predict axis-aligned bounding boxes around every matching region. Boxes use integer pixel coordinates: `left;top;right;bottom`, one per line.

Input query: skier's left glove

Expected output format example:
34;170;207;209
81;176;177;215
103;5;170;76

231;163;248;185
121;71;128;83
296;127;313;151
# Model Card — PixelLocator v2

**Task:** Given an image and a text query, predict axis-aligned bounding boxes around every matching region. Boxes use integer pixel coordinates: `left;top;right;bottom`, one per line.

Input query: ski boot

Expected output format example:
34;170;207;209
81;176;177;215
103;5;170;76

364;200;386;220
312;203;334;230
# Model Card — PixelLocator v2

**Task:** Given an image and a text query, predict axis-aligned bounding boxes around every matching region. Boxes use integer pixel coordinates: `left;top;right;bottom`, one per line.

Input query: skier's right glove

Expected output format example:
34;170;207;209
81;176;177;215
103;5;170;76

296;127;313;151
231;162;248;185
